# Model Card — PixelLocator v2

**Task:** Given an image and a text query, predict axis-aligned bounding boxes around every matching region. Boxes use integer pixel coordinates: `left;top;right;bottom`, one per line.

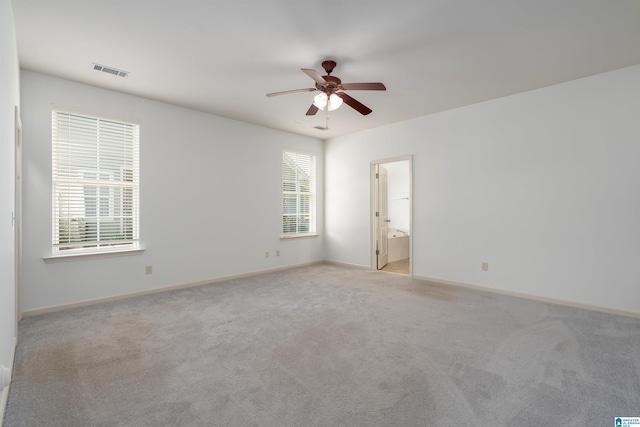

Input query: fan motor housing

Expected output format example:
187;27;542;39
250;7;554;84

317;75;341;93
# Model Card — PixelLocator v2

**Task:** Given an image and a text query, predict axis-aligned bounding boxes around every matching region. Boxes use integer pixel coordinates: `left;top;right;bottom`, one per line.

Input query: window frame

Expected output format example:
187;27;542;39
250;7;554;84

281;149;317;238
50;109;141;257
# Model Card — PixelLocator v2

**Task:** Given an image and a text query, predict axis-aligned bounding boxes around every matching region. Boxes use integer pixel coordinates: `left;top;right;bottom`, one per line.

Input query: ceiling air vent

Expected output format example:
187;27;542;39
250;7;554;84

92;63;129;78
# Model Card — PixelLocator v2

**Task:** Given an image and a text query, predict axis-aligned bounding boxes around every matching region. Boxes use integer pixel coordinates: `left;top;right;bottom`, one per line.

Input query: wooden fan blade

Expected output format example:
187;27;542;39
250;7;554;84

266;88;316;97
335;92;372;115
301;68;327;85
306;104;319;116
339;82;386;91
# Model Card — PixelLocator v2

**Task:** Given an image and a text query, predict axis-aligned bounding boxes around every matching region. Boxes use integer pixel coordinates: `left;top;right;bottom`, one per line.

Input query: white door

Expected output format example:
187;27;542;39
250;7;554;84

15;106;22;327
376;164;389;269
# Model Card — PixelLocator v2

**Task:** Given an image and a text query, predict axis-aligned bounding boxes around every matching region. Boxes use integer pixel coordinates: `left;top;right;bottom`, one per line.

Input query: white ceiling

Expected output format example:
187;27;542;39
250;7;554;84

11;0;640;139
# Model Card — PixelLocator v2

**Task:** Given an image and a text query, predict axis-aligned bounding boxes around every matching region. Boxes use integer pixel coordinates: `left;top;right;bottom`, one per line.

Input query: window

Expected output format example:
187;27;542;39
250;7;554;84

52;110;139;252
282;150;316;236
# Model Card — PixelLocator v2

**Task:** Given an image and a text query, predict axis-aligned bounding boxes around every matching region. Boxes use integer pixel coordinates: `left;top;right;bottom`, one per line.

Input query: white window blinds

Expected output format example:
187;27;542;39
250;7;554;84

52;110;140;251
282;150;316;236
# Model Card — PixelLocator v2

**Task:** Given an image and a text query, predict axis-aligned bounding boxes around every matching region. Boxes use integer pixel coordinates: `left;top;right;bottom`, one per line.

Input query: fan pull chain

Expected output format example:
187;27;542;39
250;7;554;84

325;105;329;129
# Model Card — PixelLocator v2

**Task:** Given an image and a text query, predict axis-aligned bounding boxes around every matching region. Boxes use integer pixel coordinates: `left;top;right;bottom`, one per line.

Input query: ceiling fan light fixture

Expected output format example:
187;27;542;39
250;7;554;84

328;94;343;111
313;92;343;111
313;92;327;109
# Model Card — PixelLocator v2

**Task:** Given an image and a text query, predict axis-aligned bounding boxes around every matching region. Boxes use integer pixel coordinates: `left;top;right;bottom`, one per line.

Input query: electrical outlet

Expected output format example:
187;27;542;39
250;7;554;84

481;262;488;271
265;251;269;258
145;265;152;275
276;250;280;257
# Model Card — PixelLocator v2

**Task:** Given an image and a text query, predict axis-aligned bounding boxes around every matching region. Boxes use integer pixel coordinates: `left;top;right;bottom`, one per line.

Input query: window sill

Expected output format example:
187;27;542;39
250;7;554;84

280;233;319;240
44;247;145;263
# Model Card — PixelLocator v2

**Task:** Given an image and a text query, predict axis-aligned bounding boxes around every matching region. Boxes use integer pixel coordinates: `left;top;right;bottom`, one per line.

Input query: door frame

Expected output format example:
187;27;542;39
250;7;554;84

374;164;389;270
370;155;413;274
14;106;22;328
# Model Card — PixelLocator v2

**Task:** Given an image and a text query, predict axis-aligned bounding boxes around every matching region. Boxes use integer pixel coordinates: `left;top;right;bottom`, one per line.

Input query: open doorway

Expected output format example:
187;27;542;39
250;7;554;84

371;157;412;275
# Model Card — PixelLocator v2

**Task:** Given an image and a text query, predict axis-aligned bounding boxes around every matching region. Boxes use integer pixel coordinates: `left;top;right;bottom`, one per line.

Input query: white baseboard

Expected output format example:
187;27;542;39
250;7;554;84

20;261;640;320
323;259;371;270
413;274;640;320
0;336;17;427
22;260;325;317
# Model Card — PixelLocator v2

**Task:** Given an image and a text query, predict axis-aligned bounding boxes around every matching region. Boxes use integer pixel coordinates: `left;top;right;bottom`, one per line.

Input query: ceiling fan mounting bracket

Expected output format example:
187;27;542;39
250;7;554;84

321;60;337;75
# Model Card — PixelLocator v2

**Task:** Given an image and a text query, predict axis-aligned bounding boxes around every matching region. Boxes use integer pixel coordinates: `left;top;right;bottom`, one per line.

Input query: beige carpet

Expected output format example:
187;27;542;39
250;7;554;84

4;263;640;426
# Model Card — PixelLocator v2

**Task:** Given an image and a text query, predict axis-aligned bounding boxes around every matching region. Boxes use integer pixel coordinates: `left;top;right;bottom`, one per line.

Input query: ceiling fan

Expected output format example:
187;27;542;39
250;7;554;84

266;60;386;116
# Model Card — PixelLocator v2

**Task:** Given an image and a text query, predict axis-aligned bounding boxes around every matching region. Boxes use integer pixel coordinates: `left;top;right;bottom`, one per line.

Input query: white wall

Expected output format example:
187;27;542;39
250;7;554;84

15;57;640;317
21;71;324;312
0;0;20;412
385;160;411;232
325;65;640;315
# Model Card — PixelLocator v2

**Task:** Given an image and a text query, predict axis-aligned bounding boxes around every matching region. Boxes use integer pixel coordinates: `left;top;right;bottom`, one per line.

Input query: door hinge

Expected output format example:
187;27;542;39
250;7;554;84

376;249;380;255
375;212;379;217
376;173;379;179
